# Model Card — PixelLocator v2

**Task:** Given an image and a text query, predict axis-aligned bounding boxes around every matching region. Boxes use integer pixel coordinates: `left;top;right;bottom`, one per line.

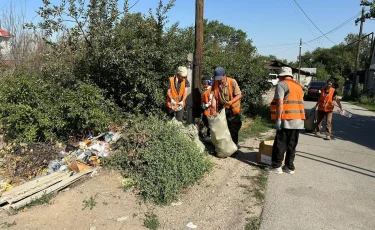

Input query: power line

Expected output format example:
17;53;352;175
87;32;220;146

292;0;336;44
128;0;140;10
305;11;362;44
257;11;363;51
285;0;325;46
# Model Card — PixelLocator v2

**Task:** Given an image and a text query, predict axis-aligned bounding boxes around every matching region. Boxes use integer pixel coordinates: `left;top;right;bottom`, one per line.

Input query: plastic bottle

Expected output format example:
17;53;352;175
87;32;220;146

338;109;352;118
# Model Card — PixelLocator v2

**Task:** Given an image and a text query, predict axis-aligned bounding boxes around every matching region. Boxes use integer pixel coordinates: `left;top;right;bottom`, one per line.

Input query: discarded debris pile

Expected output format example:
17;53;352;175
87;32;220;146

0;130;123;207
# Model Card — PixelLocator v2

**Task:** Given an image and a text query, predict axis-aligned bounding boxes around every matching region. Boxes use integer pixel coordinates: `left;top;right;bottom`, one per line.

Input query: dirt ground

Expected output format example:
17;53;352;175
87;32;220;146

0;134;273;230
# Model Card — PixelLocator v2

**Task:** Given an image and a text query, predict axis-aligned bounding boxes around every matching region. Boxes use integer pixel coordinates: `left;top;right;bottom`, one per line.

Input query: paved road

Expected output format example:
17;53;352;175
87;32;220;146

260;101;375;230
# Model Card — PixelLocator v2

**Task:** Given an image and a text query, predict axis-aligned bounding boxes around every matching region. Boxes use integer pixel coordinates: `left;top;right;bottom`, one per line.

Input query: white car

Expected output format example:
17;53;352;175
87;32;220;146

267;74;279;87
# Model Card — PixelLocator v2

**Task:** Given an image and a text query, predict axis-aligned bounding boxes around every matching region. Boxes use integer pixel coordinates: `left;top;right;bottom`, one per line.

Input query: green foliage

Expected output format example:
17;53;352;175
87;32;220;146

18;192;55;211
239;116;272;142
143;212;160;230
0;74;120;143
359;1;375;21
26;1;269;116
105;116;212;204
297;33;372;82
245;217;260;230
82;196;97;210
1;221;17;229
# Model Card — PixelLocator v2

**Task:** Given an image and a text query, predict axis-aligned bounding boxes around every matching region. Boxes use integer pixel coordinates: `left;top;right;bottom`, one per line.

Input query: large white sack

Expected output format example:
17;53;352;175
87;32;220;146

207;109;238;158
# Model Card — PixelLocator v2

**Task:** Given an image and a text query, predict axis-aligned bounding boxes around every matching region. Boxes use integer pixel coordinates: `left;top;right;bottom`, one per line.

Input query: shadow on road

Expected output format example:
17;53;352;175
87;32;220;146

301;109;375;151
297;151;375;178
296;154;375;178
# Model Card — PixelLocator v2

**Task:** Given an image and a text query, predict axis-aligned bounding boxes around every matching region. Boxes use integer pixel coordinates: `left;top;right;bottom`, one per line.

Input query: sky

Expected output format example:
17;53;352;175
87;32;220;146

2;0;375;62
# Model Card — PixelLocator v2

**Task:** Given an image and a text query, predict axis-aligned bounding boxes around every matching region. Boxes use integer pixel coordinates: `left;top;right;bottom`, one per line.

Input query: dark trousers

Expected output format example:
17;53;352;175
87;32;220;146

272;129;300;170
169;109;183;122
202;114;210;136
225;109;242;145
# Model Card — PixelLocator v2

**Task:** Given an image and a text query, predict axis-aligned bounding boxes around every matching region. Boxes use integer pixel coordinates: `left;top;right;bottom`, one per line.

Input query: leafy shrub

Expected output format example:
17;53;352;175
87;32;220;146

359;94;375;105
104;116;212;204
0;74;121;142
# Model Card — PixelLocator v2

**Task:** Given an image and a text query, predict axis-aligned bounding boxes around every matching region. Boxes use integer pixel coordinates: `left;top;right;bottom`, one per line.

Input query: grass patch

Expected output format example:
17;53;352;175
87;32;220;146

351;102;375;111
19;192;55;211
243;169;269;204
245;216;260;230
240;116;272;141
143;212;160;230
82;196;97;210
0;221;16;229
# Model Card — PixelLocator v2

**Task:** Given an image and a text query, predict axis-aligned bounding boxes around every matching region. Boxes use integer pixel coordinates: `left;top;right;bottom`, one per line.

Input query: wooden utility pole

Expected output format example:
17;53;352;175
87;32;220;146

192;0;204;119
298;38;302;83
353;6;365;95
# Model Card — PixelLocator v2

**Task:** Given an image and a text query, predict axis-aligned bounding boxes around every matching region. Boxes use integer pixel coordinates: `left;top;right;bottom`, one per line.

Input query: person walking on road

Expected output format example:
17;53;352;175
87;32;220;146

270;67;306;174
342;78;351;100
315;78;343;140
166;66;190;122
211;67;242;146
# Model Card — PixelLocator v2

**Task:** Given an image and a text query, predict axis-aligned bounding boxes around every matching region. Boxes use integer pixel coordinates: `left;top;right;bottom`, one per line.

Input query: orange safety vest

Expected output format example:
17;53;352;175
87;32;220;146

166;76;185;108
214;78;241;115
318;87;335;112
270;79;305;120
201;86;212;116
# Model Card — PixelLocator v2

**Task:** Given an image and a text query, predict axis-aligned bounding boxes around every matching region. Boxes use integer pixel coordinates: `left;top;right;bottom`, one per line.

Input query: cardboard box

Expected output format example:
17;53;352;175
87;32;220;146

68;160;91;173
258;140;285;166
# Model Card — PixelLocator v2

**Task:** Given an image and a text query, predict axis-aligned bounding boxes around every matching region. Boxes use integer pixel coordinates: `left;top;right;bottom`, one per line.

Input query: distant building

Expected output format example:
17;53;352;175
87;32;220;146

265;60;316;86
0;28;14;66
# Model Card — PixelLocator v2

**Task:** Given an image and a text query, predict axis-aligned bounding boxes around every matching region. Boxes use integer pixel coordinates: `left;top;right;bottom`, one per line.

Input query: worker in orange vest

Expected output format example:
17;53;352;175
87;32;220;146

211;67;242;146
270;67;305;174
315;78;343;140
166;66;190;122
200;75;213;137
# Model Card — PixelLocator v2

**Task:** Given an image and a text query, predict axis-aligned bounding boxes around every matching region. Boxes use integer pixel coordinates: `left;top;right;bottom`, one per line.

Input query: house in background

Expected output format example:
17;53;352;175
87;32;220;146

266;60;316;86
0;28;14;67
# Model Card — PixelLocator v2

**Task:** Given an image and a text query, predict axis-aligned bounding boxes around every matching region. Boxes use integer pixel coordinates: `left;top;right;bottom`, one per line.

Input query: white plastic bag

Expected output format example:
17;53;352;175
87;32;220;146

207;109;238;158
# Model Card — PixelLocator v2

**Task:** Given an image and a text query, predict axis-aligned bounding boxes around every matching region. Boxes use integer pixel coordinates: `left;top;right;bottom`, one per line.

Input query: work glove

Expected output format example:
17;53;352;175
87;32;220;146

171;99;176;107
178;101;184;107
225;101;233;108
275;120;282;130
201;105;207;111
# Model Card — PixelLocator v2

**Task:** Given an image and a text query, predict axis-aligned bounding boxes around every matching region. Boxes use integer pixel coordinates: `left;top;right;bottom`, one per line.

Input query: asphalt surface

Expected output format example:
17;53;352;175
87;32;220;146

260;100;375;230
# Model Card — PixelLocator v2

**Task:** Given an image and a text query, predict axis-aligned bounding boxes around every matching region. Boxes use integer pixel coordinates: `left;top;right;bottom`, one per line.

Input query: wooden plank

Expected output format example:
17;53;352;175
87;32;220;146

1;172;64;199
0;173;66;205
9;169;94;210
7;176;65;204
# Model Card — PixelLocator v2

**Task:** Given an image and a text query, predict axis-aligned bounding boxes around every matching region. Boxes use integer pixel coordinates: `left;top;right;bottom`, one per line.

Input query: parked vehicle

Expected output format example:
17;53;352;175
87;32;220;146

304;81;326;101
268;74;279;87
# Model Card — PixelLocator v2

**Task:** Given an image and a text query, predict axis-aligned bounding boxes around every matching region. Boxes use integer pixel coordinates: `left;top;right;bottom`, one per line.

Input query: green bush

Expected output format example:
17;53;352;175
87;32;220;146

105;116;212;204
0;74;121;142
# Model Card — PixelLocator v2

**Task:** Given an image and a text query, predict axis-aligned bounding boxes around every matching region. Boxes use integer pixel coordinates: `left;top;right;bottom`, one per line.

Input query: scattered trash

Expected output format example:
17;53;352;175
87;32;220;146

90;169;99;178
171;201;183;206
186;222;198;229
169;118;205;153
0;180;13;192
116;216;129;222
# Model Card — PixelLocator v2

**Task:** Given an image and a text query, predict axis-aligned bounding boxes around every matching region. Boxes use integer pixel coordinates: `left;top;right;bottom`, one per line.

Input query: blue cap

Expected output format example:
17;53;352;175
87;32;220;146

214;67;225;80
